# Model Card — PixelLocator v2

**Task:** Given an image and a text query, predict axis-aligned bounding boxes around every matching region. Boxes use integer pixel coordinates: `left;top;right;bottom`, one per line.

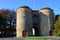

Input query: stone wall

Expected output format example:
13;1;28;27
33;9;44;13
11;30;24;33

16;6;55;37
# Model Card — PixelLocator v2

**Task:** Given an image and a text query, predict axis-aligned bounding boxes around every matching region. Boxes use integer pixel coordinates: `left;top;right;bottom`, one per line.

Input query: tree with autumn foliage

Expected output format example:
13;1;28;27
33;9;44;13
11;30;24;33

54;15;60;36
0;9;16;36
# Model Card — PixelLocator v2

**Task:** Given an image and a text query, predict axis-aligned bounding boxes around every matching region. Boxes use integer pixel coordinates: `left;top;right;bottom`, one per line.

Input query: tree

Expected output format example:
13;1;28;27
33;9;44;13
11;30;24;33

54;15;60;36
0;9;16;36
55;15;59;21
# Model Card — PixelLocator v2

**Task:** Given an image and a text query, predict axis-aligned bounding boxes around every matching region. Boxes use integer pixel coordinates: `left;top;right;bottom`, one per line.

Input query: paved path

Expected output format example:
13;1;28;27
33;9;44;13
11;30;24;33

0;36;60;40
0;37;21;40
43;36;60;40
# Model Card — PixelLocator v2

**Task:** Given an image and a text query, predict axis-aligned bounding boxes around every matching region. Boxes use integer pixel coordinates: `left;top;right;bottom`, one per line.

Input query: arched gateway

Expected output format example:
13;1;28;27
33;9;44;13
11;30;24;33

16;6;55;37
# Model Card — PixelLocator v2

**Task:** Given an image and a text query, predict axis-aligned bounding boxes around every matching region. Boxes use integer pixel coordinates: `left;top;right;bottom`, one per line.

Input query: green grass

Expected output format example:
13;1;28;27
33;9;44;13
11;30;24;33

19;36;52;40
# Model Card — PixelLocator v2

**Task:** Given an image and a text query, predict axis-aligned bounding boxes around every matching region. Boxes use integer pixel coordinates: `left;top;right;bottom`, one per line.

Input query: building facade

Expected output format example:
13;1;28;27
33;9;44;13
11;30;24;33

16;6;55;37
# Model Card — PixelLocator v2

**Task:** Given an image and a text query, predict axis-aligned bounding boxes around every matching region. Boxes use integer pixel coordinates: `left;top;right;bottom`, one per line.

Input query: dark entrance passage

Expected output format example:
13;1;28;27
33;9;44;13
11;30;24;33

32;13;40;36
33;26;41;36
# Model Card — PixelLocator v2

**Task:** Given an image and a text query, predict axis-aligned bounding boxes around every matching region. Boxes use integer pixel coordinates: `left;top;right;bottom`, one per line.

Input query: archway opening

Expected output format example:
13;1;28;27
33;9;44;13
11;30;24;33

32;28;35;36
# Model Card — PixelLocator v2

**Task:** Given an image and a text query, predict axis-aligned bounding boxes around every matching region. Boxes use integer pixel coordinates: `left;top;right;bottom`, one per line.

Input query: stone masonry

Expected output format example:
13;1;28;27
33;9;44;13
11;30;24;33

16;6;55;37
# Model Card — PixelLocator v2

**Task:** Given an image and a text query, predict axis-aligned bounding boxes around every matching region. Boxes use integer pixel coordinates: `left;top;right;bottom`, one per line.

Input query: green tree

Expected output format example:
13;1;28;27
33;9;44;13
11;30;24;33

54;15;60;36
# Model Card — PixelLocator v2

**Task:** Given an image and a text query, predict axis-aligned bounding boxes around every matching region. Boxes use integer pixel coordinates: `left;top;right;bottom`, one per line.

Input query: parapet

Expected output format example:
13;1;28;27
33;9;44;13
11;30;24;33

32;10;38;12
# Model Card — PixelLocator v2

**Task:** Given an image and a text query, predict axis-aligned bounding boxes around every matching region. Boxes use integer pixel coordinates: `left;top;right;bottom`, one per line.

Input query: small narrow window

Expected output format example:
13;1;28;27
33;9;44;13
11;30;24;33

23;16;26;21
24;16;25;18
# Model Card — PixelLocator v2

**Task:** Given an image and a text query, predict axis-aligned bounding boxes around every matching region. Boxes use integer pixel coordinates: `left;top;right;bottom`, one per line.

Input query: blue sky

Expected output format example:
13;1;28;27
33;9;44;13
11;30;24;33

0;0;60;15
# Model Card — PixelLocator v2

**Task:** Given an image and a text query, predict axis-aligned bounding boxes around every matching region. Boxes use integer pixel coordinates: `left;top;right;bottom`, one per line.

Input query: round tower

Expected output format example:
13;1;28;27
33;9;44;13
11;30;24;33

16;6;33;37
39;7;54;36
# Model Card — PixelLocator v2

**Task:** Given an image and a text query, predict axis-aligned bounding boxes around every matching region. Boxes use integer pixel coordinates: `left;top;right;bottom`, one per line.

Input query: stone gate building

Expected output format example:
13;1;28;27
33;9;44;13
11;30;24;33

16;6;55;37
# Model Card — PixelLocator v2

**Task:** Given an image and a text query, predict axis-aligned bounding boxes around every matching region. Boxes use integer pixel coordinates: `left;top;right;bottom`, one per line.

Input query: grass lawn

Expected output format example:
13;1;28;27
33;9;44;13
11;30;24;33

19;36;52;40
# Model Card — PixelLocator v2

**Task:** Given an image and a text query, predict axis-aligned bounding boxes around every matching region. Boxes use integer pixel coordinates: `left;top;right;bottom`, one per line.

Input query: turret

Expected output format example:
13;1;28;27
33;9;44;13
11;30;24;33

16;6;33;37
39;7;55;36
